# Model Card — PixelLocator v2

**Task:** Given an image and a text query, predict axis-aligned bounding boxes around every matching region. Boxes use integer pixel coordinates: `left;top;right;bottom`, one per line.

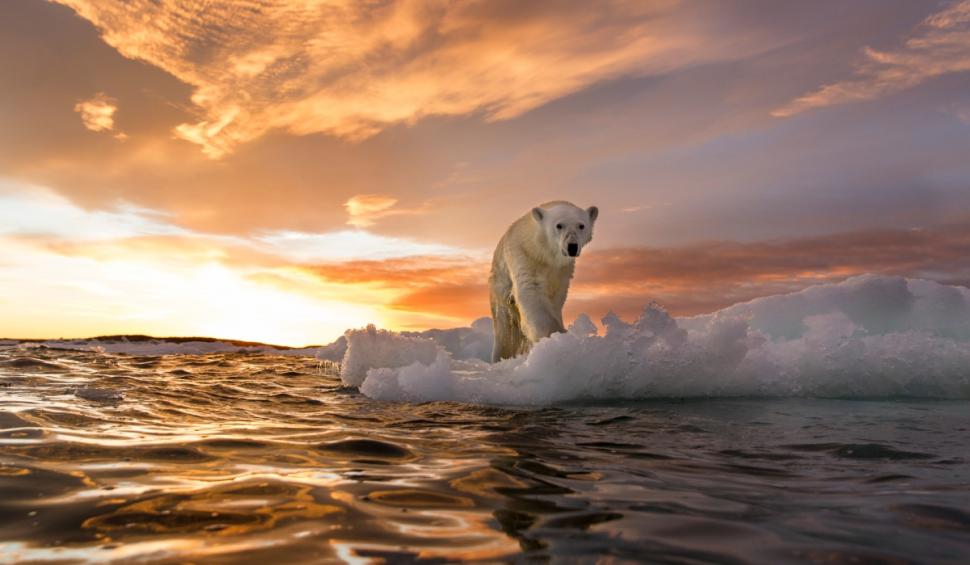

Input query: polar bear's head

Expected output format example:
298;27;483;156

531;201;599;259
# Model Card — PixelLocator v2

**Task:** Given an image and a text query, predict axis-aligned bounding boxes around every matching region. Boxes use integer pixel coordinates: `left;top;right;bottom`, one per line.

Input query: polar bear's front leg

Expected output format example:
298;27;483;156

489;277;520;362
511;273;566;343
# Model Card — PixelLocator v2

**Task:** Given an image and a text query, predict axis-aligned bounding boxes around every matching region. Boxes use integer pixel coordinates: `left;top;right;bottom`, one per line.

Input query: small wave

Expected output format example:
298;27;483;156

344;275;970;405
317;438;414;460
0;357;67;370
783;443;937;460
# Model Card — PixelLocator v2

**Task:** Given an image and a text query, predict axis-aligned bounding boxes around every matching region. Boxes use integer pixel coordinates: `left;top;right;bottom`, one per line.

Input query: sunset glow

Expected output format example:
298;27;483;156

2;0;970;345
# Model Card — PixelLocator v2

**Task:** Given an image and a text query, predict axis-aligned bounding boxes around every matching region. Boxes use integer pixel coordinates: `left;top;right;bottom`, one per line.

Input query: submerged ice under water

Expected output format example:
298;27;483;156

342;275;970;404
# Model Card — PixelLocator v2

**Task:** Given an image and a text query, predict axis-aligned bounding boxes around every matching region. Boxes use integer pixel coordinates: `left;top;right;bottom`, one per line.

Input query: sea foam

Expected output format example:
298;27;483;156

343;275;970;405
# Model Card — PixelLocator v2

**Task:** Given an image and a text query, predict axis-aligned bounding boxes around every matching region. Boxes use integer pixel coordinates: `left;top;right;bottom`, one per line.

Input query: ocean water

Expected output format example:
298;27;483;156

2;275;970;563
1;347;969;564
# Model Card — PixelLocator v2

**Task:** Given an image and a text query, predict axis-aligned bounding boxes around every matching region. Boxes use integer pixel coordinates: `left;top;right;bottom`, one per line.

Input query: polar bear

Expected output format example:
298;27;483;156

489;201;598;362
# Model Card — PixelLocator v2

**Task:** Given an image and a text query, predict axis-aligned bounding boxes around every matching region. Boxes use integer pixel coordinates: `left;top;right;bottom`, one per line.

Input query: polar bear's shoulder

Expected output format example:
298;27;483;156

497;214;537;253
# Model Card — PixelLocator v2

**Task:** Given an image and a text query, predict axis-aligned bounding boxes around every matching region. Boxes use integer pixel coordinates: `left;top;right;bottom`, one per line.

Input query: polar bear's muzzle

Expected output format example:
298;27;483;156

566;242;579;257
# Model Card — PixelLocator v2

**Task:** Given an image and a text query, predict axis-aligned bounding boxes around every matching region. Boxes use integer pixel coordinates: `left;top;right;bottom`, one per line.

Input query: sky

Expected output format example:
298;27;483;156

1;0;970;346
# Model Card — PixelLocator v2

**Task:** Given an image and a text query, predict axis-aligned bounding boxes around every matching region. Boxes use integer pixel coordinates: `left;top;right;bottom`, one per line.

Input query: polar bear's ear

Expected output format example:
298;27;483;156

587;206;599;224
531;207;544;223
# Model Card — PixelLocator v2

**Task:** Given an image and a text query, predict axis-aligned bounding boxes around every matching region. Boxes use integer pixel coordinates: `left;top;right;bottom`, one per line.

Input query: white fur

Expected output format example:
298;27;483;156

489;201;598;362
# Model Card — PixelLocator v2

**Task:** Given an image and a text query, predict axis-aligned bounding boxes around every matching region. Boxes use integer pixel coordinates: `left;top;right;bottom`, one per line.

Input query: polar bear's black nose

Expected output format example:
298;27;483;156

567;243;579;256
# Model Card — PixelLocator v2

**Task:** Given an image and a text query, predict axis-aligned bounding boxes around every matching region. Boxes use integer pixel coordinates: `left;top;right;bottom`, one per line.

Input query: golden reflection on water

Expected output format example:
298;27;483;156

0;349;540;562
329;490;522;561
450;466;528;498
84;481;342;537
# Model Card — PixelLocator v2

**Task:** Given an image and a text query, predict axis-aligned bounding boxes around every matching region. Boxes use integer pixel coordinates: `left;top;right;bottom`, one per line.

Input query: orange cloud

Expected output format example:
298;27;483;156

391;282;490;322
303;256;489;327
54;0;770;157
306;256;484;285
344;194;399;228
74;92;126;139
343;194;435;229
774;0;970;117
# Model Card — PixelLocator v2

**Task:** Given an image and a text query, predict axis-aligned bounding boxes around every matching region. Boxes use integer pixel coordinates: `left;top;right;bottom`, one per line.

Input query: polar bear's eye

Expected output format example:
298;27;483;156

579;224;585;230
555;223;563;230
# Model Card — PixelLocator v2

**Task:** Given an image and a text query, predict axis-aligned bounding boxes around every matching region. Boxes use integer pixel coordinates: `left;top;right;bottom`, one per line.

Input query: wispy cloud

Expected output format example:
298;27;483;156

344;194;399;228
73;92;126;139
342;194;433;229
55;0;770;157
0;182;468;263
0;182;181;240
952;103;970;124
774;0;970;117
301;256;489;325
257;229;465;262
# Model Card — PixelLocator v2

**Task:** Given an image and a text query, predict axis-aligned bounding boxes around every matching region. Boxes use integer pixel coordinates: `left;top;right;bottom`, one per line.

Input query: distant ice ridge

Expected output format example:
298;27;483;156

344;275;970;405
17;338;321;357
